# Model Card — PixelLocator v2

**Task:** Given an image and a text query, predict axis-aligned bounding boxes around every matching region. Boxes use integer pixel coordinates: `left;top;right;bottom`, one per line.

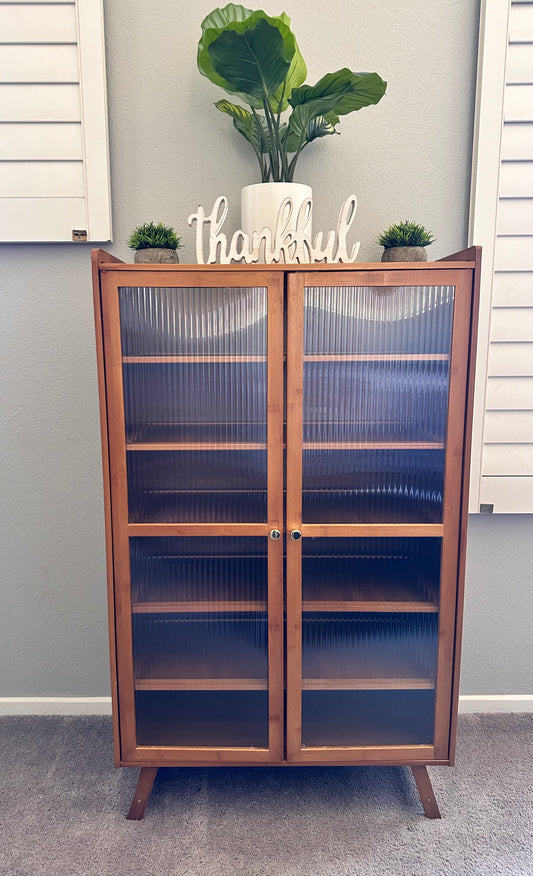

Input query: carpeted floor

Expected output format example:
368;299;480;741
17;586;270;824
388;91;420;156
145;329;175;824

0;714;531;875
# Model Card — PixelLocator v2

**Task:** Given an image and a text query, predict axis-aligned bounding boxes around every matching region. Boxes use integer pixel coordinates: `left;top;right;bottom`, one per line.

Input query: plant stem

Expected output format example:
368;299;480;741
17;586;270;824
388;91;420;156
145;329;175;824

262;99;280;181
288;141;306;182
275;84;290;182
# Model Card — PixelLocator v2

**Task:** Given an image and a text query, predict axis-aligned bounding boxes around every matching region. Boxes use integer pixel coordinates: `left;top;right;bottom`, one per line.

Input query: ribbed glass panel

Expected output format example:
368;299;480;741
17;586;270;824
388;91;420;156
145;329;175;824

302;612;438;682
303;359;449;443
302;690;435;746
133;613;268;683
304;285;454;355
118;286;268;522
123;362;266;443
127;449;267;522
301;613;438;747
131;536;269;748
130;536;267;609
119;286;267;356
302;448;444;523
301;537;441;609
302;285;454;523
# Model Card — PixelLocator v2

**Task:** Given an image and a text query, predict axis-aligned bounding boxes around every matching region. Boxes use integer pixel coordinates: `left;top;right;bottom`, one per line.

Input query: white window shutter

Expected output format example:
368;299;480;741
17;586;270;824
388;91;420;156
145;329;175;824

0;0;112;242
469;0;533;513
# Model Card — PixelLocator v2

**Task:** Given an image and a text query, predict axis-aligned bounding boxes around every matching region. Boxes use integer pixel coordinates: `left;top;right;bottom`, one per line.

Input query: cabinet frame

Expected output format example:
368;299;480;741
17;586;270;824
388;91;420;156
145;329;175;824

97;262;285;764
92;249;481;815
285;269;474;763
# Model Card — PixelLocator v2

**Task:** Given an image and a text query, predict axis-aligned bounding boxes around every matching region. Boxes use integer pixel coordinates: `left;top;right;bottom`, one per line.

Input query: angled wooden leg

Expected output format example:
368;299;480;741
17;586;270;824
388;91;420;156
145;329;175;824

127;767;159;820
411;766;441;819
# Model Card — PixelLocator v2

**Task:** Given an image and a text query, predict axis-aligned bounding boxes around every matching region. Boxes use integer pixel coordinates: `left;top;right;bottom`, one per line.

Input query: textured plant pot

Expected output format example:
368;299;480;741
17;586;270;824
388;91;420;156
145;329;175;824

381;246;428;262
134;248;180;264
241;182;312;243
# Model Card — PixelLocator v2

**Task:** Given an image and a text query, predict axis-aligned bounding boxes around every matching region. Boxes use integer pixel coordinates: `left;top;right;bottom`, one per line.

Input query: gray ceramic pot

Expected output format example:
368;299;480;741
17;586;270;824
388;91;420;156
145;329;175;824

381;246;428;262
134;248;179;264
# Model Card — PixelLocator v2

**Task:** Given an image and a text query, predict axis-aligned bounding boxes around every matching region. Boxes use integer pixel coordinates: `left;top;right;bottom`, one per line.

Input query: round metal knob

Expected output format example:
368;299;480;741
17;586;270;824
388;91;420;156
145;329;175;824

290;530;302;541
269;529;281;540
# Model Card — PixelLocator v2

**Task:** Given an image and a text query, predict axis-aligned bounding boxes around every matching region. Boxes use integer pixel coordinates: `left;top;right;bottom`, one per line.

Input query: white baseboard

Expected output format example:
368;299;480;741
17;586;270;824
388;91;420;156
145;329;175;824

0;697;112;715
0;695;532;716
458;695;533;713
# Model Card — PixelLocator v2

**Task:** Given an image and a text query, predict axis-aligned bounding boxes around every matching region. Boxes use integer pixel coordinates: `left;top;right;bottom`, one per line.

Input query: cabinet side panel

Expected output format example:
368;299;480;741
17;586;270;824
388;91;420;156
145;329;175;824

449;252;482;764
434;271;474;759
100;271;137;761
92;251;121;764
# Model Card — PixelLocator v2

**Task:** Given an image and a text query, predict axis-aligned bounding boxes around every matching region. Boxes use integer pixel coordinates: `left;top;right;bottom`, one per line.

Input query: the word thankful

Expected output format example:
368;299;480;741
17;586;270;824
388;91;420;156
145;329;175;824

188;195;360;264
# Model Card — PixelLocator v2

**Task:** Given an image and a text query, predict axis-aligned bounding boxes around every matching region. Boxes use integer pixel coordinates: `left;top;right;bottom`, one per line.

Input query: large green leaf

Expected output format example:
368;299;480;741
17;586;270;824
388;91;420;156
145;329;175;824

215;99;270;152
287;86;352;147
285;114;338;153
198;4;254;93
198;8;296;106
269;12;306;112
290;68;387;115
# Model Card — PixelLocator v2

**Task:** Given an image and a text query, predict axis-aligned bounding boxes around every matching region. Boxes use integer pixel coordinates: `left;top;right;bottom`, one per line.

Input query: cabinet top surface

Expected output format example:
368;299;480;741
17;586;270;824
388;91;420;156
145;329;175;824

97;260;475;273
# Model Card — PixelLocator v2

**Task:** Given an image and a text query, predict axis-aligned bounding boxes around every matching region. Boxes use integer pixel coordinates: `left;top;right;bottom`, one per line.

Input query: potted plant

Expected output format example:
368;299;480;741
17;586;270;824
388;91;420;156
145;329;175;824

128;222;183;264
197;4;386;239
378;220;435;262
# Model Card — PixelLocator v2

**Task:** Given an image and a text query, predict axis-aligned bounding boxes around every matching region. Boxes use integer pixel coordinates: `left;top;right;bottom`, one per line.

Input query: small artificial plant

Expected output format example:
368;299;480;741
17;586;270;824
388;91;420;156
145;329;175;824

128;222;182;251
197;4;387;183
378;221;435;249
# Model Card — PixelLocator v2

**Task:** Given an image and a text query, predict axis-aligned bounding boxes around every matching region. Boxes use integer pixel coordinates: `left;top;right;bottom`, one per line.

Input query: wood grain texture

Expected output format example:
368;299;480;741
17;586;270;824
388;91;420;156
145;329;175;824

92;249;123;766
100;271;137;762
100;261;475;273
433;270;473;760
126;767;158;820
285;273;304;762
267;275;285;761
411;765;442;818
449;248;482;765
301;524;444;538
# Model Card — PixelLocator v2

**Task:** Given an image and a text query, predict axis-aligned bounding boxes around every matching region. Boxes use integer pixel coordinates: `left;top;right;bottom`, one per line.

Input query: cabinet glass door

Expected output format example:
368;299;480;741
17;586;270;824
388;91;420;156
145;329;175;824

286;270;472;761
101;271;283;762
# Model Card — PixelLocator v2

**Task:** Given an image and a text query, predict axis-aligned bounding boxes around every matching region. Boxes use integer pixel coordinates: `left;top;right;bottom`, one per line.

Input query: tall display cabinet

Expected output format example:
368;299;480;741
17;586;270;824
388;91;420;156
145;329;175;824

92;247;480;819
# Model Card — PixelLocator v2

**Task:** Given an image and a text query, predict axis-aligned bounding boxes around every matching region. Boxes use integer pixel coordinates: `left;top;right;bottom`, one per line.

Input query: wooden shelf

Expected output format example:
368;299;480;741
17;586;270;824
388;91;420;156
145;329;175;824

302;677;435;690
127;441;442;451
303;354;450;362
122;353;449;364
302;442;444;450
123;355;267;363
132;600;267;614
302;600;438;613
134;677;434;692
127;442;267;451
131;600;437;615
135;678;268;691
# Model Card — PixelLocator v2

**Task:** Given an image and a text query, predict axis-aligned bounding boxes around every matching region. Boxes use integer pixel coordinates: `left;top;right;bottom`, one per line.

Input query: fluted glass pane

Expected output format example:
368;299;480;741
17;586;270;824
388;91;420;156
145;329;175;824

127;449;267;522
119;286;268;522
131;537;269;748
302;285;454;523
123;362;266;443
301;537;441;609
130;536;268;609
301;537;440;746
302;614;438;747
302;690;435;746
304;285;454;355
120;286;267;356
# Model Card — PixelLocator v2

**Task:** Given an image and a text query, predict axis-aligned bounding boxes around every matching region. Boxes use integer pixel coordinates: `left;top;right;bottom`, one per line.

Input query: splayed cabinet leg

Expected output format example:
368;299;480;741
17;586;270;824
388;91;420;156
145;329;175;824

411;765;441;818
127;767;159;820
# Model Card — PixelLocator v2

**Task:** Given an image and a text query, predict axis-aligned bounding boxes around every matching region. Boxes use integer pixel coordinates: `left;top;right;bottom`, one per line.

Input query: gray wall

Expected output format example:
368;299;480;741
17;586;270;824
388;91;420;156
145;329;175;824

1;0;531;697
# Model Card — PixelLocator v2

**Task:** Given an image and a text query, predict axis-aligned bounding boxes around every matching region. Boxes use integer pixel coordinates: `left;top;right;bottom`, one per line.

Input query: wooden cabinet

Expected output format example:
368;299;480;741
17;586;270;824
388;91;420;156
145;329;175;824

92;248;480;819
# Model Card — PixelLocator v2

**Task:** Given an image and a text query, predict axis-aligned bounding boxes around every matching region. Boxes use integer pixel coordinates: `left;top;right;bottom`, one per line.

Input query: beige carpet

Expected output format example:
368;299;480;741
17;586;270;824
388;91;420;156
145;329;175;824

0;714;531;875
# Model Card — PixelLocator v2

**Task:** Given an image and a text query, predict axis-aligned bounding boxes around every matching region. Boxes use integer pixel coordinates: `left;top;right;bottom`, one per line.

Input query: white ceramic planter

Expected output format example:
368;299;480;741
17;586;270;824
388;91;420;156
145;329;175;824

241;182;312;242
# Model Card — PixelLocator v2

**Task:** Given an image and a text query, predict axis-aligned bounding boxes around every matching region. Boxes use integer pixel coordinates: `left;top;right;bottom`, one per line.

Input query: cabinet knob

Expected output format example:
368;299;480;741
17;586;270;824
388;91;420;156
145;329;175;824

269;529;281;540
290;530;302;541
